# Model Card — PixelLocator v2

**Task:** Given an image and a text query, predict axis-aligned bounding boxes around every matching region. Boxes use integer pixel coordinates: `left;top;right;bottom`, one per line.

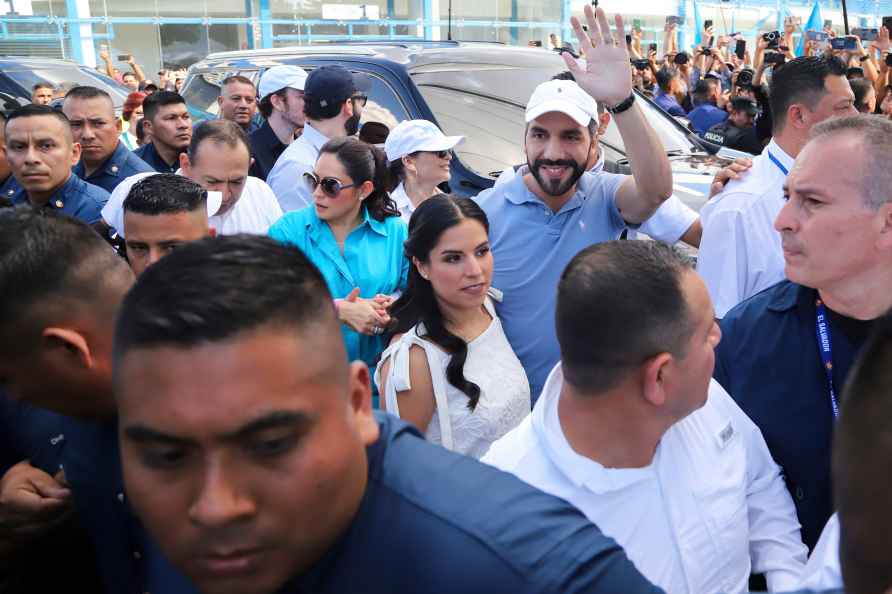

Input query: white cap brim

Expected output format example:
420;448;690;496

388;135;464;162
525;100;591;127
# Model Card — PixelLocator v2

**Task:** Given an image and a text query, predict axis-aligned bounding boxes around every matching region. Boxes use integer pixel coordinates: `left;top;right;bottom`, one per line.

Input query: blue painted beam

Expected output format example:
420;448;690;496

64;0;84;64
259;0;272;48
244;0;254;49
511;0;518;44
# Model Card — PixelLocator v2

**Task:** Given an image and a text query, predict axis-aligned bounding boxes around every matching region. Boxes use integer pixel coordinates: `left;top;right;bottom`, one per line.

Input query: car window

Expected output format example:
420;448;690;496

0;67;129;106
358;72;409;132
416;84;525;179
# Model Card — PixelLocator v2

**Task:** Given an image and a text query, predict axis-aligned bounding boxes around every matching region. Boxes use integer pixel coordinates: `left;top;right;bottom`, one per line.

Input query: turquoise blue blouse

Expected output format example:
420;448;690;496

269;205;409;381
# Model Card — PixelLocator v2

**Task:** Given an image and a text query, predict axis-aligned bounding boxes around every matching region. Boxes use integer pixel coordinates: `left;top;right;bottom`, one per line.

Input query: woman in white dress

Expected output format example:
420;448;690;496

375;195;530;458
384;119;463;223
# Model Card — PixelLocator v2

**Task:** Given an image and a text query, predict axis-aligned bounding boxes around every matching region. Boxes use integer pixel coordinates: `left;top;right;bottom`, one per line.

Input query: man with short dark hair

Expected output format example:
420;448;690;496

134;91;192;173
704;97;762;155
688;77;728;135
217;75;258;133
250;65;307;181
698;55;856;318
63;86;153;192
653;67;687;117
5;104;108;224
122;174;212;276
103;120;281;236
31;83;54;105
476;6;673;401
484;240;807;593
266;64;370;212
715;115;892;550
113;233;664;594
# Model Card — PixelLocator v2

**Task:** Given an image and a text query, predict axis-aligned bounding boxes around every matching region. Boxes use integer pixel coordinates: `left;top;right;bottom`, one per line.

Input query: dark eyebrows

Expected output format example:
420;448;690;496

222;410;316;441
528;125;548;135
122;410;317;446
439;241;489;256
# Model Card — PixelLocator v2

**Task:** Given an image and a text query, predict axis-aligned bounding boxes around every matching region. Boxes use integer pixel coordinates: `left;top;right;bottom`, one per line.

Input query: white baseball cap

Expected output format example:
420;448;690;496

525;79;598;127
258;65;308;100
384;119;464;162
103;172;223;238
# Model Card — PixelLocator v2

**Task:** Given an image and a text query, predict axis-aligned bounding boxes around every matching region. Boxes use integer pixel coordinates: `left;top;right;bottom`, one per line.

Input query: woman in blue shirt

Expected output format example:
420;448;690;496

269;137;408;388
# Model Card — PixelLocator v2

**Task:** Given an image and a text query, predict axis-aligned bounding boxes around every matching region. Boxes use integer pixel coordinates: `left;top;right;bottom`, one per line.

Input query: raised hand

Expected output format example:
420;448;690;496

561;5;633;107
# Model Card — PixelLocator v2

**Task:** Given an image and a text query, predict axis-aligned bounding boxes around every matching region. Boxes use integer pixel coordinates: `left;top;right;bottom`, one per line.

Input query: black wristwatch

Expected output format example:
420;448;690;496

606;93;636;115
859;54;870;62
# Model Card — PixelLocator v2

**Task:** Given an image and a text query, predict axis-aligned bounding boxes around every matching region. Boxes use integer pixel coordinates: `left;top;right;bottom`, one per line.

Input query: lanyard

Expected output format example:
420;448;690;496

814;298;840;419
767;150;789;176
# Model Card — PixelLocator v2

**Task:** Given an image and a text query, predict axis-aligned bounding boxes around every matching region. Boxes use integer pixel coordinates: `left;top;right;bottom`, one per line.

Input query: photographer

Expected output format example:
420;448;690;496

98;50;146;91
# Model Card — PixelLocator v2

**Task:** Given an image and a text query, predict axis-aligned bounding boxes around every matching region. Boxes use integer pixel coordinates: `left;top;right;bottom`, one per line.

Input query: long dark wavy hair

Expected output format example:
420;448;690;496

386;194;490;410
318;136;400;221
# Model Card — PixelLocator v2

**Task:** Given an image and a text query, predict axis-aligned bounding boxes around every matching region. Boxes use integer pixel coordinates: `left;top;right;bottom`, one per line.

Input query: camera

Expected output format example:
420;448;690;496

736;68;754;87
762;30;780;49
830;37;857;51
674;52;690;65
631;58;650;70
886;53;892;67
764;51;786;66
853;27;878;42
806;30;829;42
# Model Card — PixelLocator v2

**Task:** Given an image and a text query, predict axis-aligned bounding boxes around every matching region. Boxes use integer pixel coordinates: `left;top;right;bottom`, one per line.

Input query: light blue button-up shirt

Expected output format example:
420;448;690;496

266;122;330;213
269;205;409;377
475;171;627;402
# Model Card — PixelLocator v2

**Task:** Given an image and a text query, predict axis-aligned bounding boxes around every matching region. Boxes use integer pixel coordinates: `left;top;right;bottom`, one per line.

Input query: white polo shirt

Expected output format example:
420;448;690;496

101;172;280;236
697;139;793;318
208;176;283;235
798;513;842;590
483;364;807;594
494;153;697;245
266;122;330;213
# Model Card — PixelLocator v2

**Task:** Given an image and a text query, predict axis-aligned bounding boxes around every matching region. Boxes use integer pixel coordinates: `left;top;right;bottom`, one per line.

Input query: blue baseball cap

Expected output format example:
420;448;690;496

304;65;371;109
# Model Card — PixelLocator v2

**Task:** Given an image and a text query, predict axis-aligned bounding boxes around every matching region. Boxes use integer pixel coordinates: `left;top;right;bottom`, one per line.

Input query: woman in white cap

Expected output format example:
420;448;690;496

384;119;463;222
375;195;530;458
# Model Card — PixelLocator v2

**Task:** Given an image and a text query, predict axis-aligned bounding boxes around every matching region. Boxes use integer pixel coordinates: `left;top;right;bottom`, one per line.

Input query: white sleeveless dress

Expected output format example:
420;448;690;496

374;297;530;459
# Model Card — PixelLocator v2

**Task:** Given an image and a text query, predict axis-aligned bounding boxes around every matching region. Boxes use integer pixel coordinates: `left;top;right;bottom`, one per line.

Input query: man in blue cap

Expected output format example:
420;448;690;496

5;104;108;225
266;64;369;212
63;86;154;193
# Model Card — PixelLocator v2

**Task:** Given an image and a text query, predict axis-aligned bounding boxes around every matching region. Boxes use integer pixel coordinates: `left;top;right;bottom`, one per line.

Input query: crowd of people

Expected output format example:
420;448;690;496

2;5;892;594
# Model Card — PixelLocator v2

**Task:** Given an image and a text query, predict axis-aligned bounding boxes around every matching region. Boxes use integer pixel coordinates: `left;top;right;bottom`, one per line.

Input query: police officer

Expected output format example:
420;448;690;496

63;86;153;193
5;104;109;225
704;97;762;155
0;111;21;200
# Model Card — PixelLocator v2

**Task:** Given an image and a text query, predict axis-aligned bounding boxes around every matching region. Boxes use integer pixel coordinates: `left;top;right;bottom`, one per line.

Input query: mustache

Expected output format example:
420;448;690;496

532;159;579;168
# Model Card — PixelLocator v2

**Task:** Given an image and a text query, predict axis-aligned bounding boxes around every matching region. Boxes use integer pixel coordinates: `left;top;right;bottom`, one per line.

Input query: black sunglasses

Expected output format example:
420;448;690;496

351;94;368;107
411;149;453;159
304;172;357;198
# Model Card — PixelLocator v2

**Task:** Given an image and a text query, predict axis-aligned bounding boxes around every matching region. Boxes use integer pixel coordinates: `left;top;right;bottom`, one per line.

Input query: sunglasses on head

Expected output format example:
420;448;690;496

304;172;357;198
351;94;368;107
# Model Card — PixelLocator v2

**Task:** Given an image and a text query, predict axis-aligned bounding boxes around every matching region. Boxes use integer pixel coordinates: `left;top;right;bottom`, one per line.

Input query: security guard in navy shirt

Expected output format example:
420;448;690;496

0;111;20;201
133;91;192;173
704;97;763;155
63;86;153;192
714;115;891;549
5;104;108;225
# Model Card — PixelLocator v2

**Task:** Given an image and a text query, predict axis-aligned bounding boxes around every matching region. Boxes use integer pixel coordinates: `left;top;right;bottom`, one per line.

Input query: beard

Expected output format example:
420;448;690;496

529;157;587;197
345;113;361;137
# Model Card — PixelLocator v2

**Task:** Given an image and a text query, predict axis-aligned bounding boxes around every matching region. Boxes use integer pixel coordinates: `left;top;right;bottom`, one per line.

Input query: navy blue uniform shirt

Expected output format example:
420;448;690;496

10;173;109;225
0;174;20;202
248;119;287;181
73;141;154;193
133;142;181;173
715;280;873;549
286;413;662;594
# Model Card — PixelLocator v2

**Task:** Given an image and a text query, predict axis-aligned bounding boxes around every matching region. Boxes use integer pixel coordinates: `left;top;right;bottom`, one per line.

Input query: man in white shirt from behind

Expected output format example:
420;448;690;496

102;120;282;237
697;54;856;318
483;240;807;594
